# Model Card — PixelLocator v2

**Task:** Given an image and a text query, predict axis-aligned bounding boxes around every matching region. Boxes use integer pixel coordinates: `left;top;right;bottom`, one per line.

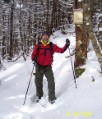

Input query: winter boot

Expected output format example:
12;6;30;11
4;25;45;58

36;96;42;103
49;97;56;104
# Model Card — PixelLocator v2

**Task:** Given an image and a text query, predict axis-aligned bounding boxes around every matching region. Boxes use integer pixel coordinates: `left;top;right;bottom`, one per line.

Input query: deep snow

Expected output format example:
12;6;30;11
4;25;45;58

0;30;102;119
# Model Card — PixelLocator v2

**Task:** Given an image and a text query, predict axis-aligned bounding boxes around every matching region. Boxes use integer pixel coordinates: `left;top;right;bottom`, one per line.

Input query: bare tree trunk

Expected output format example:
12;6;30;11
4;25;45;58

75;25;88;67
74;0;88;67
9;1;14;60
87;0;102;72
51;0;59;31
80;0;102;72
0;1;3;58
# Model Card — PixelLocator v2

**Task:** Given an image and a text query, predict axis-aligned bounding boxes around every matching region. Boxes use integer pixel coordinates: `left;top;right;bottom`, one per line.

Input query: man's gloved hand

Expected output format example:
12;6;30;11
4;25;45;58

32;60;36;65
66;39;70;46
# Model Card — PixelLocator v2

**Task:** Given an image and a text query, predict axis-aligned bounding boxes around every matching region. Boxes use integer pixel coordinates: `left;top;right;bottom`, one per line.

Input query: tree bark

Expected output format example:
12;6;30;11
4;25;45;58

86;0;102;72
9;2;14;60
74;1;88;67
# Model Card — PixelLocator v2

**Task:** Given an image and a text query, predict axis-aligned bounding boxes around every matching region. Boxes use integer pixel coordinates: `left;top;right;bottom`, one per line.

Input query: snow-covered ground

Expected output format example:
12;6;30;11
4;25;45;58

0;30;102;119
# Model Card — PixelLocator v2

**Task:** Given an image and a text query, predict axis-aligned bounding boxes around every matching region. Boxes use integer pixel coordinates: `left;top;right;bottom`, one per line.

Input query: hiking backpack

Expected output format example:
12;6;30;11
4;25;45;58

37;42;53;57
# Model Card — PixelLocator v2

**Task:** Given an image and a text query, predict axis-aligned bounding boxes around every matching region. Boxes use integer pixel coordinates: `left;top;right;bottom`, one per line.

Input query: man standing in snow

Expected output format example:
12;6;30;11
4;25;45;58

32;32;70;104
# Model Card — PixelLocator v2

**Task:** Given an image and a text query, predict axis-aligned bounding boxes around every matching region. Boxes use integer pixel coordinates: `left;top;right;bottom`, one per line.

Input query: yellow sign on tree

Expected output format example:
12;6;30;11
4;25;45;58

73;9;83;24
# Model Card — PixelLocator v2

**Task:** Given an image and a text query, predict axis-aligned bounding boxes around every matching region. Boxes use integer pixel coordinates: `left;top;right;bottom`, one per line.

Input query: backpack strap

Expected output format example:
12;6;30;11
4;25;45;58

37;42;41;56
49;42;53;57
37;41;53;57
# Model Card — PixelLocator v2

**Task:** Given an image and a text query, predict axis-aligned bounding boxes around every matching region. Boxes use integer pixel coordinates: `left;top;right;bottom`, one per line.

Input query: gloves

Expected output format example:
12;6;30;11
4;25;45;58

66;39;70;46
32;61;36;65
32;58;36;65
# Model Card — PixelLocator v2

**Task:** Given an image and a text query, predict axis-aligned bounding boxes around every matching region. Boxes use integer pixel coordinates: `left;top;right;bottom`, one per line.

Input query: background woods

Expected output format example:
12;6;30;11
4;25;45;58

0;0;73;61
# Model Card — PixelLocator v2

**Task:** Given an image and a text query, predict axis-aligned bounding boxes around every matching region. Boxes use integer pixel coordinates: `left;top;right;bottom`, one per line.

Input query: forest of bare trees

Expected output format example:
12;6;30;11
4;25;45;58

0;0;73;61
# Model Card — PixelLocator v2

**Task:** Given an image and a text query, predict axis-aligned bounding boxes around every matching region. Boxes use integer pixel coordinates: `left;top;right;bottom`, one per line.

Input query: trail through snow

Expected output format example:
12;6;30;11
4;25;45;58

0;30;102;119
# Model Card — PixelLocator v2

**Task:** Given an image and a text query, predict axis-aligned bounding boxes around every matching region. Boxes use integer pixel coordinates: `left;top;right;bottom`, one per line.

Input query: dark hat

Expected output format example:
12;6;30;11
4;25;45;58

42;31;50;37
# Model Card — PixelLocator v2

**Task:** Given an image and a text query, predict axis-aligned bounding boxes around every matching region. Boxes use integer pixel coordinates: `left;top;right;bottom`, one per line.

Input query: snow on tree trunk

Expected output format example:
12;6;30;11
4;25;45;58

9;2;14;60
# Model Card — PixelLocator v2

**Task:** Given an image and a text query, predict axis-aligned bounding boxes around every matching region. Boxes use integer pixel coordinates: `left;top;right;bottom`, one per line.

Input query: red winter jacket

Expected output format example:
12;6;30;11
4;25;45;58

32;42;68;66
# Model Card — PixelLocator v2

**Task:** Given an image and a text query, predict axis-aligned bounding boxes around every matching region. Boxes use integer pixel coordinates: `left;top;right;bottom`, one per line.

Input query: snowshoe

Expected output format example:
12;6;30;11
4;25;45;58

49;98;56;104
36;96;42;103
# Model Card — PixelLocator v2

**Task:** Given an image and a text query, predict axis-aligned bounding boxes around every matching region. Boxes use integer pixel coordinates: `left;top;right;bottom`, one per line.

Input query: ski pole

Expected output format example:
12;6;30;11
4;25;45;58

68;48;77;88
23;65;35;105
